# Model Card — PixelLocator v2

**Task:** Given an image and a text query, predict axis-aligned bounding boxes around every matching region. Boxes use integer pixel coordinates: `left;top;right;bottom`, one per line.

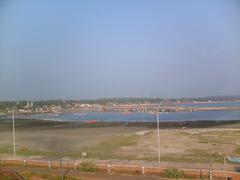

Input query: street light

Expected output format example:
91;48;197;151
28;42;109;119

156;98;168;166
156;105;161;167
12;102;18;158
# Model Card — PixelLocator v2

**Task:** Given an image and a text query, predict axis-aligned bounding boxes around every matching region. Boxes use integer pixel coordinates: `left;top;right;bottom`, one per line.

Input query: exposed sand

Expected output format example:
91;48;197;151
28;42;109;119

1;120;240;171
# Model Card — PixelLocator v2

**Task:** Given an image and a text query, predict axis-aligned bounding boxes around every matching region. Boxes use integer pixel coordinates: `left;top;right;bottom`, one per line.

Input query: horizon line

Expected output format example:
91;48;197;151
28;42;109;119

1;94;240;102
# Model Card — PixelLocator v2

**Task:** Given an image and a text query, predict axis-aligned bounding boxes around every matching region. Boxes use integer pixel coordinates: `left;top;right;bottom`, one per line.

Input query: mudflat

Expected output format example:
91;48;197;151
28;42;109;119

1;119;240;171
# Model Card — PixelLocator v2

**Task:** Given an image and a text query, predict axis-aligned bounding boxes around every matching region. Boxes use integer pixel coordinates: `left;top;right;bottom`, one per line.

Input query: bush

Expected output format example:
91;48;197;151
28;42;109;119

163;168;185;178
79;161;96;172
18;146;29;152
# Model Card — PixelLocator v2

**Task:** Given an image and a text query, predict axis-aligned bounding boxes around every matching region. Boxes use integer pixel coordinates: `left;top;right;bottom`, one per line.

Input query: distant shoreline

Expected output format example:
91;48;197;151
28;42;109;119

1;99;240;116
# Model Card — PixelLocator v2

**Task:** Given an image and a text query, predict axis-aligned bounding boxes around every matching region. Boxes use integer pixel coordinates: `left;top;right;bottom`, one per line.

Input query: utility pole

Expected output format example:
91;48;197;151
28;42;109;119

157;105;161;166
12;109;16;157
156;98;168;167
12;102;18;158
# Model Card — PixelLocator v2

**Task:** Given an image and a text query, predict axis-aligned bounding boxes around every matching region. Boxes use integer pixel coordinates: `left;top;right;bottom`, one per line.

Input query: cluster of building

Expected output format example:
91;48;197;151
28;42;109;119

4;100;233;115
6;101;171;114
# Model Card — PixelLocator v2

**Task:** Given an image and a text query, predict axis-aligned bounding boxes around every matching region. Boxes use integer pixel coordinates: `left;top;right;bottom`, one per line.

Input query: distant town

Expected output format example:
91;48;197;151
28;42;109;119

1;95;240;115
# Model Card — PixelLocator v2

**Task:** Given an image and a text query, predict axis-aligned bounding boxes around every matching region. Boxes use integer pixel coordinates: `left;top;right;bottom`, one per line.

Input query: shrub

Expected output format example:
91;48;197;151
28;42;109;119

79;161;96;172
18;146;29;152
163;168;185;178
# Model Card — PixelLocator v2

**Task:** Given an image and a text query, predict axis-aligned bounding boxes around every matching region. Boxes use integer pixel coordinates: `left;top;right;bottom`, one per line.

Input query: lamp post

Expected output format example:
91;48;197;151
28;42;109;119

12;102;18;158
156;105;161;167
156;98;168;167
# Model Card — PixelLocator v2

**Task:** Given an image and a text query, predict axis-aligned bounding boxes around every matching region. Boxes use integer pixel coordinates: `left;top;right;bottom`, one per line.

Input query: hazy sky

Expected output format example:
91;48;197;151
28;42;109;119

0;0;240;100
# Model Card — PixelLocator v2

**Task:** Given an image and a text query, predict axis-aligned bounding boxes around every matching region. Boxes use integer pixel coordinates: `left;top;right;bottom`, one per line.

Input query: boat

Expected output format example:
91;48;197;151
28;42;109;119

227;156;240;163
85;120;97;124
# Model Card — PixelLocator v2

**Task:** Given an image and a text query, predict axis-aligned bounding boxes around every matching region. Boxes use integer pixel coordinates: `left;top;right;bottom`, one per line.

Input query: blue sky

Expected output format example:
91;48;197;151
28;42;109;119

0;0;240;100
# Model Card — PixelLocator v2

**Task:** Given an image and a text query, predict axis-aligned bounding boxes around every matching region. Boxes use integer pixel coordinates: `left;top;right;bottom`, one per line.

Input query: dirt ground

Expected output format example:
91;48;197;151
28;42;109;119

1;120;240;171
117;128;240;162
0;123;147;154
0;167;192;180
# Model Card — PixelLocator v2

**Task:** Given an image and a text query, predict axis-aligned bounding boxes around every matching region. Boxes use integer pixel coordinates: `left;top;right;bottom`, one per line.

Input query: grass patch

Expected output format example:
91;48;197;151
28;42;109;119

190;130;240;145
0;144;56;157
67;134;138;159
0;145;13;154
79;160;96;172
234;146;240;155
139;149;224;164
183;149;224;163
17;149;56;157
163;168;186;178
176;131;191;136
141;156;223;164
0;134;138;159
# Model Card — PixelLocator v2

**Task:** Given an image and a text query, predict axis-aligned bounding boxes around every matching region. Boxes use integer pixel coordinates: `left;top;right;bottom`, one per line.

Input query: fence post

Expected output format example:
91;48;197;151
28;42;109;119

48;161;51;169
209;170;212;180
74;162;77;170
24;160;26;167
108;164;111;173
142;166;145;175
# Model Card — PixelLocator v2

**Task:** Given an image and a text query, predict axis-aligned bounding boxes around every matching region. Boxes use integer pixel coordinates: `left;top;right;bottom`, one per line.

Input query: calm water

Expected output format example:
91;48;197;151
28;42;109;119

1;110;238;122
178;101;240;107
1;101;240;122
